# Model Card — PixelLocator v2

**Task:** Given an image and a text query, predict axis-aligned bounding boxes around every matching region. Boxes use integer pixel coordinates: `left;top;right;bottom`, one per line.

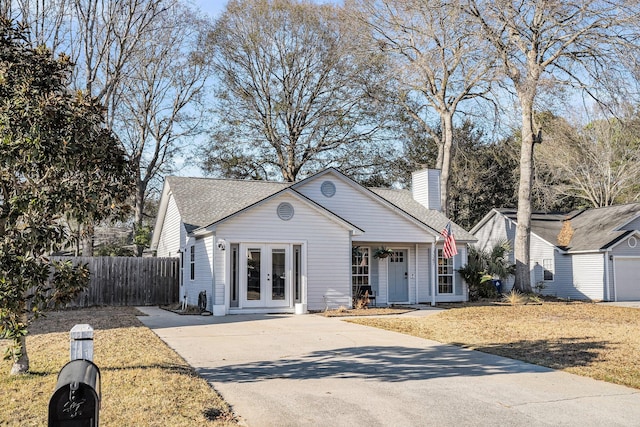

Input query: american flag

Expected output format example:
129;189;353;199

441;221;458;259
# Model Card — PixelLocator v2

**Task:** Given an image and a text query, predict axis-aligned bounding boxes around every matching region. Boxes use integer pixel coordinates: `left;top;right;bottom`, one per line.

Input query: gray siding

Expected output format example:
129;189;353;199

417;244;431;301
156;195;185;258
611;235;640;256
213;236;225;307
529;234;557;288
296;175;431;243
218;193;351;311
473;212;516;291
620;216;640;231
184;236;214;308
473;212;516;252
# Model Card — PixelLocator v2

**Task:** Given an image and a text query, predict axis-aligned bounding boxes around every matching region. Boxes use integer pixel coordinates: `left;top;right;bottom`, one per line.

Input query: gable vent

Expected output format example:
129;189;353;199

277;202;294;221
321;180;336;197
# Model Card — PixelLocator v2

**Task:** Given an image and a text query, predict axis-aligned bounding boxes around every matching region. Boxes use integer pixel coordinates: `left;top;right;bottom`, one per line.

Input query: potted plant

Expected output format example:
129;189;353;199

373;247;394;259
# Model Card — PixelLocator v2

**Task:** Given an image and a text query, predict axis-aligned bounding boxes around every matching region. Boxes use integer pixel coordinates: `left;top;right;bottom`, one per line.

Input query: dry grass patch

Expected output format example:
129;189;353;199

320;307;415;317
347;303;640;389
0;307;237;427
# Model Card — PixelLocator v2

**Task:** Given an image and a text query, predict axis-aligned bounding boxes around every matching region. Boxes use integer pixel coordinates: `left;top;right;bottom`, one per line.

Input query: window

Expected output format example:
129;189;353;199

352;247;369;293
543;259;554;281
437;249;453;294
389;251;404;263
231;244;239;307
294;245;302;303
190;246;195;281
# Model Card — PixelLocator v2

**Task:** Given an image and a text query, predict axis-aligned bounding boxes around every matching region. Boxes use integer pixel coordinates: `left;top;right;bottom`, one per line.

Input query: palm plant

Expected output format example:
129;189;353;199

458;240;515;300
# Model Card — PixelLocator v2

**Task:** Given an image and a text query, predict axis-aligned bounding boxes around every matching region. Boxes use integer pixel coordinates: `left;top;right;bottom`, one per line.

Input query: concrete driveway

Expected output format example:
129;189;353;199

137;307;640;427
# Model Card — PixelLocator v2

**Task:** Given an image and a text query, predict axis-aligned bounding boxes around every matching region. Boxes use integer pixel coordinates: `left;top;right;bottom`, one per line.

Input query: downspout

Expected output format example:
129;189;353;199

431;241;437;306
415;244;419;304
604;249;611;301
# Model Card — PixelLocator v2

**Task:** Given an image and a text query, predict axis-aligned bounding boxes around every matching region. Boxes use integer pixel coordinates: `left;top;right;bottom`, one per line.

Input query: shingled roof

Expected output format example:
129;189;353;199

370;187;476;241
163;173;475;241
165;176;291;233
494;204;640;252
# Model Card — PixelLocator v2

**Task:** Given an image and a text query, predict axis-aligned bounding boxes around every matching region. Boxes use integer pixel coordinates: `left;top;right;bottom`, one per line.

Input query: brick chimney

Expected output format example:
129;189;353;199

411;169;441;211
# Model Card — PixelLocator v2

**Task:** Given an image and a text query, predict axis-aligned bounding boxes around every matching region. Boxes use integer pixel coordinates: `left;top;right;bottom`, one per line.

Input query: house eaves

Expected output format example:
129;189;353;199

150;179;173;251
191;187;364;237
477;208;569;253
292;168;476;242
480;204;640;253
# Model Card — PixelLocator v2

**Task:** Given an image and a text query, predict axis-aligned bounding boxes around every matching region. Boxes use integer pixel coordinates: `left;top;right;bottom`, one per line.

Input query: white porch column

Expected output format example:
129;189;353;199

431;242;437;306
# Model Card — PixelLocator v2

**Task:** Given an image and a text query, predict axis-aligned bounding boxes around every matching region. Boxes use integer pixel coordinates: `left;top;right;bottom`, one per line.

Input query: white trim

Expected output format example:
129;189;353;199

415;244;419;305
566;249;607;254
436;247;455;296
431;242;436;306
192;188;364;237
222;239;308;314
292;168;443;240
604;249;610;301
614;212;640;231
607;230;640;251
386;247;410;304
150;182;172;250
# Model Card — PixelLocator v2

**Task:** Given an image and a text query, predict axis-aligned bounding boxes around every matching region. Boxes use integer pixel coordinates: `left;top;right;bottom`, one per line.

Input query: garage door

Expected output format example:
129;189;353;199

615;257;640;301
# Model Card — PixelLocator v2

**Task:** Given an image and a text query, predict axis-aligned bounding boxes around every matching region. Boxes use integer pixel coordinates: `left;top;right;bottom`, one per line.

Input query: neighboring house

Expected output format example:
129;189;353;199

471;204;640;301
151;168;475;315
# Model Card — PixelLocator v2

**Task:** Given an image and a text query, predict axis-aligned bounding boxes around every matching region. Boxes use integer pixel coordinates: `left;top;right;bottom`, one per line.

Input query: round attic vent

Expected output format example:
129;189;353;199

321;180;336;197
277;202;294;221
629;236;637;249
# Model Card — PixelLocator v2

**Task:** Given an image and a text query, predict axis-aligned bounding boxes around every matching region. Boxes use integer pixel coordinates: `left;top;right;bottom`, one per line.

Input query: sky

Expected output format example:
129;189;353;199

192;0;226;18
192;0;342;19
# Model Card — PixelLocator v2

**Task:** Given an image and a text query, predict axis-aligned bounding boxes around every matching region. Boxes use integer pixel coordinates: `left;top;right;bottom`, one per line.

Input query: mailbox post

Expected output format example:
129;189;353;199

70;324;94;361
49;325;101;427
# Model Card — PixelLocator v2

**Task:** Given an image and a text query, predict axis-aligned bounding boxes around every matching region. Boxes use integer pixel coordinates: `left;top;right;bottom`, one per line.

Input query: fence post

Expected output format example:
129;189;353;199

70;324;94;361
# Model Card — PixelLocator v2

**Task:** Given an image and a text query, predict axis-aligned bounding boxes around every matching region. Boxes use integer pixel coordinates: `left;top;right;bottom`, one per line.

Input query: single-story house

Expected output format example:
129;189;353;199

151;168;476;315
471;204;640;301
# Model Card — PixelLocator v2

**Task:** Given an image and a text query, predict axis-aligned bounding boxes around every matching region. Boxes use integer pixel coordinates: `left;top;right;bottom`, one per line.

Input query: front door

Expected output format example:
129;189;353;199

243;244;290;308
388;250;408;302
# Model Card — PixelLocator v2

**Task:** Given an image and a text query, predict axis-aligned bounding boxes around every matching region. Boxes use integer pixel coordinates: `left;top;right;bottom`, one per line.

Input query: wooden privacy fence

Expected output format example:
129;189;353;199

51;257;180;307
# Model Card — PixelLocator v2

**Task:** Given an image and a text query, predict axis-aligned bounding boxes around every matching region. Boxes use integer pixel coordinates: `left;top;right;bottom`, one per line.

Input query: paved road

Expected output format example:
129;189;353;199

137;307;640;427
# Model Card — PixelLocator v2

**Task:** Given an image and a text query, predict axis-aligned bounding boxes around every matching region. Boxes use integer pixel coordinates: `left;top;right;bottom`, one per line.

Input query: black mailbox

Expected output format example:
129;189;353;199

48;359;101;427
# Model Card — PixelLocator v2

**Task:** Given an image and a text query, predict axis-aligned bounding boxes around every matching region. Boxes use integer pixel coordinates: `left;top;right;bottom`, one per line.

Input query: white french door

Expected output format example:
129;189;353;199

242;244;290;308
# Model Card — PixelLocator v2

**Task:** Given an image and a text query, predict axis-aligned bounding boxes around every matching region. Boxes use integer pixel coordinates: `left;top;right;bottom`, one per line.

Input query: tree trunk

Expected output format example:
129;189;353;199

513;97;535;293
10;310;29;375
134;182;145;257
81;222;94;257
440;112;454;216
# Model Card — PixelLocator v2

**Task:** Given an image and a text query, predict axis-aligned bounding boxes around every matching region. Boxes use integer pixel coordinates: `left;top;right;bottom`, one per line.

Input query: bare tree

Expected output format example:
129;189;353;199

536;110;640;207
466;0;639;292
4;0;212;255
353;0;495;215
114;4;214;255
202;0;390;182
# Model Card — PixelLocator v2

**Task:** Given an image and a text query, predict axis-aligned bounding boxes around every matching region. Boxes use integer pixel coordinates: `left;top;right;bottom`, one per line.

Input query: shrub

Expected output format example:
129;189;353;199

502;290;527;305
